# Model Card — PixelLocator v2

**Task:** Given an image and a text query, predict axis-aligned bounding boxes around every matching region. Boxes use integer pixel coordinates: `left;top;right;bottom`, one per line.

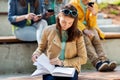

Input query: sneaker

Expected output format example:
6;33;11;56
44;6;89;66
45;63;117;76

96;61;109;72
104;61;117;71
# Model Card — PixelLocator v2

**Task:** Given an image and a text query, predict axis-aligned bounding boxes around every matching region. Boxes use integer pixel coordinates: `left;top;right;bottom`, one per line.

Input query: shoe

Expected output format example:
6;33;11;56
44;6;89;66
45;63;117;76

104;61;117;71
95;61;109;72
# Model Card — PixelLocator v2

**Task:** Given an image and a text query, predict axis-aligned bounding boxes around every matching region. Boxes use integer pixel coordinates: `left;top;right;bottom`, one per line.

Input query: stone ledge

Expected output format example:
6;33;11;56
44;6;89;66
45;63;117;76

0;36;37;43
0;12;7;15
79;71;120;80
105;32;120;39
0;32;120;43
3;70;120;80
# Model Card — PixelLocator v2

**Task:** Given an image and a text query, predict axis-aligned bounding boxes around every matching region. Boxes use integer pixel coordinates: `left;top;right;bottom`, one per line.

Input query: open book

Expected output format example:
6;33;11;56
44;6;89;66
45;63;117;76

31;54;75;77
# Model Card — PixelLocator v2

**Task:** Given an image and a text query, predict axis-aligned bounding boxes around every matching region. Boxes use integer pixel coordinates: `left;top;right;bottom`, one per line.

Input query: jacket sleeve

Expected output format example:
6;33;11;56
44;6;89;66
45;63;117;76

88;3;98;28
33;27;48;55
8;0;17;23
63;36;87;67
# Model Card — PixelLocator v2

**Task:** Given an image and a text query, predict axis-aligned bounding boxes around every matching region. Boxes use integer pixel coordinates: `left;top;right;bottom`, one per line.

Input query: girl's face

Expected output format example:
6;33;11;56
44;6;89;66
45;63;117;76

82;0;89;5
59;13;74;30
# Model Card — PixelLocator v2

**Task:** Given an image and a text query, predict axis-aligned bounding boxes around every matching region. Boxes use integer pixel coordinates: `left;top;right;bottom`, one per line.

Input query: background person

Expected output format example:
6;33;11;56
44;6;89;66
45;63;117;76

8;0;54;43
69;0;117;72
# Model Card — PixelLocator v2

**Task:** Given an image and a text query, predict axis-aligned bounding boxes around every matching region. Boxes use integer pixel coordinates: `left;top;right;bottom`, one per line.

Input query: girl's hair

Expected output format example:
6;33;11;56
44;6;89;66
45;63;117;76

56;4;82;42
19;0;39;10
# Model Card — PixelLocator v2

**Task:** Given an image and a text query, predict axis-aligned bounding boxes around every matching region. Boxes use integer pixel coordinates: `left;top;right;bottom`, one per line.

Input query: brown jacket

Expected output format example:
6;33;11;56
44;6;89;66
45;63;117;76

33;24;87;72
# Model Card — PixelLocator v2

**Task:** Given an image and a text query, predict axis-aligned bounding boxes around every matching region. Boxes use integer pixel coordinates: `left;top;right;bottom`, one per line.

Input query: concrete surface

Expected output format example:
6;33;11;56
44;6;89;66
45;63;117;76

0;43;37;74
0;39;120;74
0;0;8;12
1;66;120;80
0;15;12;36
99;24;120;32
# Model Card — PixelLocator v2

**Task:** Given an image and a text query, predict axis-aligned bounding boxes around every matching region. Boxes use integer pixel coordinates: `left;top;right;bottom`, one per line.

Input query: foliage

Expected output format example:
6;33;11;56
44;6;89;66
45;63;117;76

98;3;108;10
109;9;119;15
112;0;120;6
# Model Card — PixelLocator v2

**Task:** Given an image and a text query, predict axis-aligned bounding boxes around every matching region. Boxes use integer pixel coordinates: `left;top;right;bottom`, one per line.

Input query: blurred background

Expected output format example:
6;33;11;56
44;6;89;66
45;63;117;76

0;0;120;36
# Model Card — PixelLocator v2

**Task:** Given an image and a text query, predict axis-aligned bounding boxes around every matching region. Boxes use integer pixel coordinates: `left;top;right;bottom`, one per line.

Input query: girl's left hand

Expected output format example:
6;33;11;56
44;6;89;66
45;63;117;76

50;57;63;66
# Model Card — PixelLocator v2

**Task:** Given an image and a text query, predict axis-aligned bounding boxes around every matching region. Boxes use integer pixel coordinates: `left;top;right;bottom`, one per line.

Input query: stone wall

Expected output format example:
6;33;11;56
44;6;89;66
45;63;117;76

0;39;120;74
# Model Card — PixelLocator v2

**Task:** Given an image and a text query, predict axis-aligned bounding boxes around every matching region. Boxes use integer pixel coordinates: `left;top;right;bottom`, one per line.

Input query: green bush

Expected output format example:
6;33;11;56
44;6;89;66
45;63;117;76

112;0;120;6
98;3;108;10
110;9;119;15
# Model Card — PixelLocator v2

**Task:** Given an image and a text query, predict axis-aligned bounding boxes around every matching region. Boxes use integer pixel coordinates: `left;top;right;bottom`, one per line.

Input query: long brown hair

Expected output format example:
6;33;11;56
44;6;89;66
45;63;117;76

19;0;39;10
56;4;82;42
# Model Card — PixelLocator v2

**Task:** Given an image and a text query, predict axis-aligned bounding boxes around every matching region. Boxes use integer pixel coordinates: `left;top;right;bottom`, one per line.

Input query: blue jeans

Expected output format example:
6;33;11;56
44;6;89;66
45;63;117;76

14;19;48;43
43;70;78;80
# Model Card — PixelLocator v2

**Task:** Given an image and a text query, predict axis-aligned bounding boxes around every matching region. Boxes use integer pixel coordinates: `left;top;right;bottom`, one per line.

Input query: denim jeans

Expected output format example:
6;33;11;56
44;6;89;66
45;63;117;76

14;19;48;43
43;70;78;80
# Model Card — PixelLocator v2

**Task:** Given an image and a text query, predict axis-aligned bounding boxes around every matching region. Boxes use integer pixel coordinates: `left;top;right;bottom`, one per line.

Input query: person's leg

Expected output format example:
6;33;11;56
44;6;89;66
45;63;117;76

33;19;48;43
83;34;109;71
83;34;98;65
43;74;55;80
69;70;78;80
14;26;36;41
90;29;107;60
55;70;78;80
90;29;117;71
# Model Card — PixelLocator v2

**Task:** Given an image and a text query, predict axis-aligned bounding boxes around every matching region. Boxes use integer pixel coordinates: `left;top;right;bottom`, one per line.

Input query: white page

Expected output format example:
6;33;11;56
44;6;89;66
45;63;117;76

52;67;75;74
32;62;50;76
36;53;55;73
33;62;43;69
31;69;49;76
52;67;75;77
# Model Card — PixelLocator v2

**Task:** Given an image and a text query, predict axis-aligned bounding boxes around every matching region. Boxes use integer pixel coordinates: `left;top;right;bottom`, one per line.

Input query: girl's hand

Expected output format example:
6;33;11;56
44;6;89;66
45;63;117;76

50;58;63;66
87;6;97;16
33;15;42;22
32;53;40;62
25;13;35;20
84;29;95;40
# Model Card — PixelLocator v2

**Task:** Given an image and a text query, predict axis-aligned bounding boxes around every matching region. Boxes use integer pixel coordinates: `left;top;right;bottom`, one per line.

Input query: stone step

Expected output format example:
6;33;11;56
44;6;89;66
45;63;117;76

99;24;120;32
97;19;113;25
97;13;105;19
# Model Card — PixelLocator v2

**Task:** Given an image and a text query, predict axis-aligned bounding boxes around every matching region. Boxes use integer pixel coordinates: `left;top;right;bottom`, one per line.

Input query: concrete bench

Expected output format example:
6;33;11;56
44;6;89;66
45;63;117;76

0;36;37;43
0;12;7;15
0;32;120;75
104;32;120;39
0;32;120;43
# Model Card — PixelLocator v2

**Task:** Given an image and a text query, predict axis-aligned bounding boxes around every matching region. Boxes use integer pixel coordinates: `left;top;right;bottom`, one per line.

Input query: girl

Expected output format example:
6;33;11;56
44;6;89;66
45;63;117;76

32;4;87;80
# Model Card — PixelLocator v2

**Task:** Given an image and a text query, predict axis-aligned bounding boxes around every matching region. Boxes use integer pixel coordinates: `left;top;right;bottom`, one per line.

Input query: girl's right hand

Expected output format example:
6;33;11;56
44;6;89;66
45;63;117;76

84;29;95;40
32;53;40;62
25;13;35;20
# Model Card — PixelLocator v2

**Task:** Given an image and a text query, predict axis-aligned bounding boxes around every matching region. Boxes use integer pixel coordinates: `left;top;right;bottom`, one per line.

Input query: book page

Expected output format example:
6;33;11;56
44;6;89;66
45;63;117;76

52;67;75;77
31;62;49;76
36;53;55;73
31;68;49;76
